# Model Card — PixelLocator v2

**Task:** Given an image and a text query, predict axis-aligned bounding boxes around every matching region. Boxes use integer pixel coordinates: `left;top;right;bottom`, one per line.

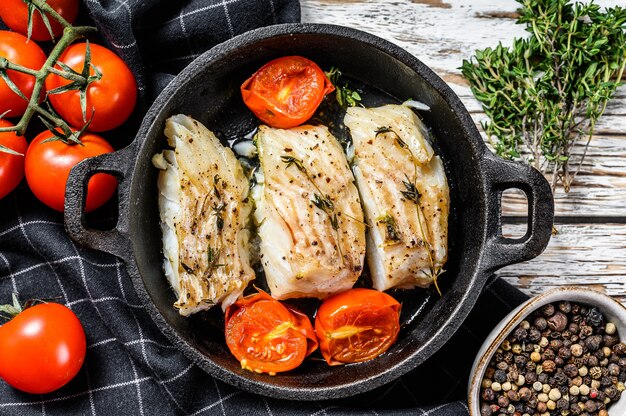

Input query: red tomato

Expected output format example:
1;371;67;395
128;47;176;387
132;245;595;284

45;43;137;132
0;30;46;117
0;120;27;199
315;288;401;365
25;129;117;212
0;0;79;41
241;56;334;129
0;302;86;394
225;291;318;375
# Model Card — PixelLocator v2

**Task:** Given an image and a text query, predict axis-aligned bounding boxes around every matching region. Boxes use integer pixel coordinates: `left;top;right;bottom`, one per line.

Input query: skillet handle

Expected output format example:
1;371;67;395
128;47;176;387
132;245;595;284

64;145;136;260
480;154;554;273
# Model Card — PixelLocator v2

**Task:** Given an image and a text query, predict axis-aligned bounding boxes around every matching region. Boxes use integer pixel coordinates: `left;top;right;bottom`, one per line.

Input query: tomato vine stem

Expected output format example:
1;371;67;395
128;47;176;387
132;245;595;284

0;0;98;144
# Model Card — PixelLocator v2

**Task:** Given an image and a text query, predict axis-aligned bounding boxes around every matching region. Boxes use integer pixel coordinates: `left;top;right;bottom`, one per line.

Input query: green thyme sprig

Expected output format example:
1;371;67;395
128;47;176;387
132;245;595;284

461;0;626;192
325;67;363;108
281;154;347;257
376;127;445;295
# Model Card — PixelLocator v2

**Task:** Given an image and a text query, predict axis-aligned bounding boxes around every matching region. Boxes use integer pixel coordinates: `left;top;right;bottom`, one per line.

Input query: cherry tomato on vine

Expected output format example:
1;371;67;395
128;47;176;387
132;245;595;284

0;120;27;200
0;30;46;117
225;291;318;375
315;288;401;366
45;42;137;132
25;129;117;212
0;302;86;394
0;0;79;42
241;56;334;129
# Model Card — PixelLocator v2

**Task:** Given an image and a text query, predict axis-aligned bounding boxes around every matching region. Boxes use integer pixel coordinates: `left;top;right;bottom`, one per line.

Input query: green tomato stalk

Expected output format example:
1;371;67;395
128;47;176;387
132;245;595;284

0;0;99;154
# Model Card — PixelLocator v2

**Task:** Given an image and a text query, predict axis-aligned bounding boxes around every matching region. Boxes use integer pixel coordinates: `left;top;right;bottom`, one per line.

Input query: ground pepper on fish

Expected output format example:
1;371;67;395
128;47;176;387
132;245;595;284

479;301;626;416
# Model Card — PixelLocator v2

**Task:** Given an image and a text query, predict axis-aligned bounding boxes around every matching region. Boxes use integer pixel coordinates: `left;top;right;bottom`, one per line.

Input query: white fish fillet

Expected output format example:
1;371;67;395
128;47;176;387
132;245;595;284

153;115;254;316
252;125;366;300
344;104;449;291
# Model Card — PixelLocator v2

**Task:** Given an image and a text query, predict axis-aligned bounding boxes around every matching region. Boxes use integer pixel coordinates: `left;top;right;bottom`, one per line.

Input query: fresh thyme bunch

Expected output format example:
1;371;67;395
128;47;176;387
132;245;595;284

461;0;626;192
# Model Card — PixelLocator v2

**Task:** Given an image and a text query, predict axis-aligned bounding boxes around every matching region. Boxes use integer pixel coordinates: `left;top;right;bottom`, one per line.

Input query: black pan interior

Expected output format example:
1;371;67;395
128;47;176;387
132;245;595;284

128;26;489;399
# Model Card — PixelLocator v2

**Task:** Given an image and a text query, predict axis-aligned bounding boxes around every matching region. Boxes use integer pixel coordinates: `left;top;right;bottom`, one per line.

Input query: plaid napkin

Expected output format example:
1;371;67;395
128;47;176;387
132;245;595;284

0;1;529;414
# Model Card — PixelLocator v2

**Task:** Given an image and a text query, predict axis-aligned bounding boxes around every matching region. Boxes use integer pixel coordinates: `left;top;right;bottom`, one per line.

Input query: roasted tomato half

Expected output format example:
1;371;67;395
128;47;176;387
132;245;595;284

241;56;334;129
315;288;401;365
225;291;318;375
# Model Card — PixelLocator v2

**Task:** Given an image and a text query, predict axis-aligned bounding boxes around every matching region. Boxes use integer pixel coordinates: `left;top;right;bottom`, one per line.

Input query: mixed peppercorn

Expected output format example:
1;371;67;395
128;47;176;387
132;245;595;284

480;301;626;416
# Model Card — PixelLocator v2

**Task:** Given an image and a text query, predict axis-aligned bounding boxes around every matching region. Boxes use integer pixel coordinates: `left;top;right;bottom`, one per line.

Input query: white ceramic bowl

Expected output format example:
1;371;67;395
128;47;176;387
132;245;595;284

468;286;626;415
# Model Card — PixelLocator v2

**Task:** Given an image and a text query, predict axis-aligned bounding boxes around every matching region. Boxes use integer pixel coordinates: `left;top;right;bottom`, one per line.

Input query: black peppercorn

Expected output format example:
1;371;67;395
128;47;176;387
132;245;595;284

543;359;556;373
613;342;626;356
553;370;568;385
497;361;508;371
518;387;532;402
584;399;598;413
579;326;592;340
542;304;555;317
542;349;556;361
604;335;619;348
514;355;527;368
564;363;578;378
586;335;602;351
497;395;509;408
559;346;572;360
528;328;541;343
482;388;496;401
538;373;549;384
548;311;569;332
525;371;537;384
534;317;548;331
601;375;613;387
569;323;580;333
588;355;599;367
506;390;519;402
586;307;603;327
494;369;507;383
559;301;572;314
605;385;618;400
512;327;527;342
550;339;564;350
557;397;569;409
480;403;494;416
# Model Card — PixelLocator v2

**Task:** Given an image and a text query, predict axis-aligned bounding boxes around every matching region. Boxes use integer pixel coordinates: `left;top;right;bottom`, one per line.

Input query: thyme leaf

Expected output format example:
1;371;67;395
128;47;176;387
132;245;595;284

461;0;626;192
312;193;335;212
401;179;421;204
375;126;408;149
212;202;226;231
325;66;363;108
204;246;225;279
280;155;307;173
379;214;401;242
213;174;221;199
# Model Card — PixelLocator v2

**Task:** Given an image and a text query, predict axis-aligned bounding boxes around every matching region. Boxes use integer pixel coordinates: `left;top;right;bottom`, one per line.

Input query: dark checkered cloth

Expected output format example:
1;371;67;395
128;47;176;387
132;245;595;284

0;1;530;414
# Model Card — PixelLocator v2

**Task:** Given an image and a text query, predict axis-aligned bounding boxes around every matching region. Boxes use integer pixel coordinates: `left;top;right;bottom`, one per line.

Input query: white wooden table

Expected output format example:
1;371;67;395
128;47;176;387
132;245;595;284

302;0;626;304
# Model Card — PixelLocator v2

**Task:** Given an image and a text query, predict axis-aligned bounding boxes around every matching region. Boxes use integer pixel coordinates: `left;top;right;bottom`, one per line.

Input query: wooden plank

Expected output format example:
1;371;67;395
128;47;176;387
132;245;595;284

496;223;626;305
302;0;626;218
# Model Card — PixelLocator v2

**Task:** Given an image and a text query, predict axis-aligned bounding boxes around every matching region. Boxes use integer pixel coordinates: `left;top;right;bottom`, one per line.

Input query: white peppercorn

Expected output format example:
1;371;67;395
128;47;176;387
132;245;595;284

580;384;590;396
605;322;616;335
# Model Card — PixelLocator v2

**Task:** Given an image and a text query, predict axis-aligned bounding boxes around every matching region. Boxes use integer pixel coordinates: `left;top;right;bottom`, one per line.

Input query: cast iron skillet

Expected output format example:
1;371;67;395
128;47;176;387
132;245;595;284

63;24;554;400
